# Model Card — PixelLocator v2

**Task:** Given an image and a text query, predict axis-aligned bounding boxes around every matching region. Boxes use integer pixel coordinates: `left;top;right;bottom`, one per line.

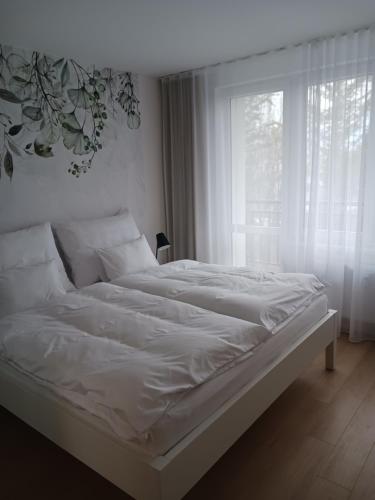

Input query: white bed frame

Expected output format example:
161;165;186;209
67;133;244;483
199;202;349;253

0;309;337;500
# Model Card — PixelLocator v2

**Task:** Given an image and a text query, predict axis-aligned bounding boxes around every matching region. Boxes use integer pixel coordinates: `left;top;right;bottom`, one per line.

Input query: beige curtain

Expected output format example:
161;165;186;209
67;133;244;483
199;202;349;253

161;75;196;260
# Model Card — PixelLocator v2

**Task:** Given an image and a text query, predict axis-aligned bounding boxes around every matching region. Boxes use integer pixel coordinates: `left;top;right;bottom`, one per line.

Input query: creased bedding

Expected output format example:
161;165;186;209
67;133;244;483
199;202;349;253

112;260;326;332
0;283;269;453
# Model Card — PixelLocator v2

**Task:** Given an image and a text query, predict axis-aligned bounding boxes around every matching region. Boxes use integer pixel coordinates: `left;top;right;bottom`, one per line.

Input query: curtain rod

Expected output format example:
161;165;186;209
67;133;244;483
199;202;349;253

160;23;374;80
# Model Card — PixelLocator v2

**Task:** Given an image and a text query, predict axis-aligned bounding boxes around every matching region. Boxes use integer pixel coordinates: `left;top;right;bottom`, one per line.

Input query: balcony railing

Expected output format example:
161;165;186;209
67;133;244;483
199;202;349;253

232;199;362;268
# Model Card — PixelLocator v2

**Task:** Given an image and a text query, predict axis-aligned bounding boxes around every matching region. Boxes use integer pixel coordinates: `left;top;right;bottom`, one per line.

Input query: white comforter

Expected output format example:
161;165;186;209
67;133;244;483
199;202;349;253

0;283;269;454
113;260;326;333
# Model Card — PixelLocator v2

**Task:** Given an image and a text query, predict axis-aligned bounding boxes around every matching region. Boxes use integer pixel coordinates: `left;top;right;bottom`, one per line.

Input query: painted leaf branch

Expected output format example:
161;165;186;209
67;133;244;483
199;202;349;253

0;44;140;180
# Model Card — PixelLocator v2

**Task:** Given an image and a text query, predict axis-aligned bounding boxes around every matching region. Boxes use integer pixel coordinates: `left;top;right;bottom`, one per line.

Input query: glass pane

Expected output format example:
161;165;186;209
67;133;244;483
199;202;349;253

231;90;283;269
306;76;372;250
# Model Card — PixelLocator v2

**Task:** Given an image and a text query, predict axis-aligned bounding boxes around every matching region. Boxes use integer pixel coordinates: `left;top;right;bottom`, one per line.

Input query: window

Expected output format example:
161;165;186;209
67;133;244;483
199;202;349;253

231;90;283;270
306;77;372;250
228;75;372;269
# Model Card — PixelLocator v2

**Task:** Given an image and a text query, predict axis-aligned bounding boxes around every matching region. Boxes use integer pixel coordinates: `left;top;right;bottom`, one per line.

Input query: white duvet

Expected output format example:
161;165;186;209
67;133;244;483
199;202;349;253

0;283;269;453
113;260;326;332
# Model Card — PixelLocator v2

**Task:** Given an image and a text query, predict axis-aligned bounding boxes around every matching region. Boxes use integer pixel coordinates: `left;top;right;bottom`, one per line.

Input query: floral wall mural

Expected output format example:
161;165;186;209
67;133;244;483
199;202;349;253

0;42;151;239
0;43;141;180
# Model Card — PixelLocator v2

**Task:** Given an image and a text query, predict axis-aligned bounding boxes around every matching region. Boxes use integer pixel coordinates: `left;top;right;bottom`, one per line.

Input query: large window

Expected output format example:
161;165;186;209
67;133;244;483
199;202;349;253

229;75;372;270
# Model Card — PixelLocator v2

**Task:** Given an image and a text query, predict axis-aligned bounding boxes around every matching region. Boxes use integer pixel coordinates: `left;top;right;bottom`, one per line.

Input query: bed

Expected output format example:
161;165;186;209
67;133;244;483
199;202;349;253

0;288;336;499
0;215;337;500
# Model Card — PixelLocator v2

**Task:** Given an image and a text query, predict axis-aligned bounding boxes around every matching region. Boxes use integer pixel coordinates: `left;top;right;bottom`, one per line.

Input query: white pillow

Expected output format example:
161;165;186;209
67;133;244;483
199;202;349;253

54;210;141;288
0;223;73;291
97;234;159;280
0;260;65;317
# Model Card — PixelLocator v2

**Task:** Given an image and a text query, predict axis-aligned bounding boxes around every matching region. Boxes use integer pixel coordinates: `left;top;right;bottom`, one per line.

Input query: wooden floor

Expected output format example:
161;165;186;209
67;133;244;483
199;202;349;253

2;335;375;500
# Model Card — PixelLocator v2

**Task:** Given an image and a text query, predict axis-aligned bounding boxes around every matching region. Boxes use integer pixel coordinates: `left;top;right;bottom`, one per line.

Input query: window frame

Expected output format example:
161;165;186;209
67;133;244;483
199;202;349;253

217;76;292;269
217;65;374;268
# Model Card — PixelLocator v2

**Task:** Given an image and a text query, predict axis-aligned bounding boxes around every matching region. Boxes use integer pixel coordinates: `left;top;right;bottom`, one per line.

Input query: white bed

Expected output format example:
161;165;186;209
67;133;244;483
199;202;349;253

0;283;270;455
0;288;327;457
0;284;336;499
0;219;337;500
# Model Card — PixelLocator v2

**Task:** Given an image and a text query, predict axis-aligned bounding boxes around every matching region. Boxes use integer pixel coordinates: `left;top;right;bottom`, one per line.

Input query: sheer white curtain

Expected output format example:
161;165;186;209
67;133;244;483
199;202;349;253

190;27;375;341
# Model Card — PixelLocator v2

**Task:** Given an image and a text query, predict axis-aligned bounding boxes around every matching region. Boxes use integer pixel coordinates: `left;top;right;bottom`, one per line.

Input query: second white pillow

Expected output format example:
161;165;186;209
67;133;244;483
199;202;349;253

98;235;159;280
54;210;141;288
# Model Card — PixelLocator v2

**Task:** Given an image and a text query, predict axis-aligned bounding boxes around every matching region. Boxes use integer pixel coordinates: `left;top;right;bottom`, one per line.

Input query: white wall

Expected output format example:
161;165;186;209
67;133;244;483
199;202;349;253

139;76;165;251
0;72;165;252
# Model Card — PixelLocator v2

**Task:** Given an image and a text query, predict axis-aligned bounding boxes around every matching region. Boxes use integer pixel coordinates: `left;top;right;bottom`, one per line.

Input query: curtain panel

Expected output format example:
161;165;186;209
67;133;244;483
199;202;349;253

161;27;375;341
161;76;196;261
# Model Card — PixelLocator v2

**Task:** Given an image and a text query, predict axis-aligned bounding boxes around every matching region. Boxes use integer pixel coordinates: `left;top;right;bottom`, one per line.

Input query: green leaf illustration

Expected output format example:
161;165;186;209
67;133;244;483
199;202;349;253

7;53;30;79
53;58;64;69
0;89;23;103
36;55;54;75
38;118;60;145
34;140;53;158
8;140;22;156
4;150;13;179
60;112;90;155
61;61;70;87
8;124;23;136
59;111;80;131
67;87;92;109
23;106;43;121
9;76;32;101
127;112;141;130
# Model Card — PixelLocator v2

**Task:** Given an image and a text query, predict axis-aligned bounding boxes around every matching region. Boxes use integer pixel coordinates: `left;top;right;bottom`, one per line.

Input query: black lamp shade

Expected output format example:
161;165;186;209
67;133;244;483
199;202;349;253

156;232;170;252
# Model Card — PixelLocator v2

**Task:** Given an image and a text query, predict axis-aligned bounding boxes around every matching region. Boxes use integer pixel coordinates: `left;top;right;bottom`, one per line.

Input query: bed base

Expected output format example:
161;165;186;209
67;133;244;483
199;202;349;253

0;310;337;500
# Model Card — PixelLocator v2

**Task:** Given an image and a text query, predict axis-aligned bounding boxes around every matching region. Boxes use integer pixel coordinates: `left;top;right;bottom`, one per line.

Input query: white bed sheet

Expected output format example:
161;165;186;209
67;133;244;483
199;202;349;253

0;294;327;457
113;260;326;333
149;294;328;455
0;284;269;451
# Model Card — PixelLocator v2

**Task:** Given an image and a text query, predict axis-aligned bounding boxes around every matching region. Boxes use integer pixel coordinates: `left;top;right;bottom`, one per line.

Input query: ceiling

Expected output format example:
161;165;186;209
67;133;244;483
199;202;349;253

1;0;375;77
